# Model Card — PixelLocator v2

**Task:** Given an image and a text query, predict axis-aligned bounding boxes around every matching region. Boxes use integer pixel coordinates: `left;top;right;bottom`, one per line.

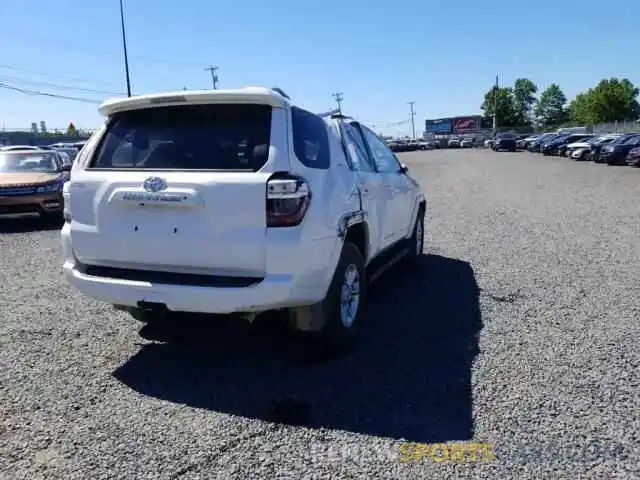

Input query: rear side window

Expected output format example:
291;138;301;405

291;107;330;169
89;104;272;171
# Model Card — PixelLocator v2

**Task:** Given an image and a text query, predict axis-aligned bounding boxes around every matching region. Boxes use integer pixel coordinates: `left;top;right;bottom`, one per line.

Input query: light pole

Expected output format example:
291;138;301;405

119;0;132;97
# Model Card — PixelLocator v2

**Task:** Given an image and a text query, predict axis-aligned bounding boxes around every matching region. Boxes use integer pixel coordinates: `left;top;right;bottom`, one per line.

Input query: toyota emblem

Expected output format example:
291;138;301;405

143;177;167;193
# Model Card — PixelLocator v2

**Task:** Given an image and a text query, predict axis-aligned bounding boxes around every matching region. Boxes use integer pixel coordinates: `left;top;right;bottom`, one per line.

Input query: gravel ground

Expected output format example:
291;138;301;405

1;149;638;479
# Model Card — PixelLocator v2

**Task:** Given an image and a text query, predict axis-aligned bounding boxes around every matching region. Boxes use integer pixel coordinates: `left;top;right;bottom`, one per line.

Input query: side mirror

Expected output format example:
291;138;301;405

399;163;409;174
61;164;72;172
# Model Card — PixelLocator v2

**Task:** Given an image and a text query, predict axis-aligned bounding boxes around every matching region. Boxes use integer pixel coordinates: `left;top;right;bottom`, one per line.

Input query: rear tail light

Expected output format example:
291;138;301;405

62;181;71;222
266;174;311;227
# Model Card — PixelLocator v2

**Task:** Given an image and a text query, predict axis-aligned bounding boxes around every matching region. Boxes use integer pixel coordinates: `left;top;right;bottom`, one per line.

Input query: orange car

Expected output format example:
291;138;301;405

0;149;71;222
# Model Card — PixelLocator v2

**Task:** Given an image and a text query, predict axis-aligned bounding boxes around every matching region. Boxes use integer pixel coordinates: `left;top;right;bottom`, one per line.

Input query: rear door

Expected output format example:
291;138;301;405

357;124;414;244
339;121;385;258
68;103;281;277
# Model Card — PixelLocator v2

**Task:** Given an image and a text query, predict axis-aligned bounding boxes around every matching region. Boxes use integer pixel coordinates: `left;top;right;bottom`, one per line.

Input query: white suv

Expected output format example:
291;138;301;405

61;87;426;345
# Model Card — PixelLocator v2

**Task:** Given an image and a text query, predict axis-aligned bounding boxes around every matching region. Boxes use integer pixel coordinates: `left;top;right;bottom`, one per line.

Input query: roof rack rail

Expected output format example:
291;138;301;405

316;108;340;118
271;87;290;100
330;113;352;120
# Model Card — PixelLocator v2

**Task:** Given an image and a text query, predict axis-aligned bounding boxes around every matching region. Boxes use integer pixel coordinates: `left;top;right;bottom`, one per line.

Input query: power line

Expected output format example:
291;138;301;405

205;66;219;89
0;63;122;88
0;74;124;96
332;92;344;114
408;101;416;140
0;82;102;104
0;29;206;69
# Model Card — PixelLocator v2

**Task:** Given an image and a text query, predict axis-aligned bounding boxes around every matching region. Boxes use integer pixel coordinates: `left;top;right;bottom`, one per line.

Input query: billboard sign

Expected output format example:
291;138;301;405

452;116;481;133
425;118;453;133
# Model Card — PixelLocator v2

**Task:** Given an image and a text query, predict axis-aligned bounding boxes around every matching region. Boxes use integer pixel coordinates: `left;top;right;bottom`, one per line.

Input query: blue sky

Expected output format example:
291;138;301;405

0;0;638;136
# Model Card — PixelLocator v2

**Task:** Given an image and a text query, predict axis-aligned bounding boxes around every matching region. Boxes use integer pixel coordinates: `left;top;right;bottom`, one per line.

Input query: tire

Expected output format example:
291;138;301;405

406;208;425;264
315;242;367;348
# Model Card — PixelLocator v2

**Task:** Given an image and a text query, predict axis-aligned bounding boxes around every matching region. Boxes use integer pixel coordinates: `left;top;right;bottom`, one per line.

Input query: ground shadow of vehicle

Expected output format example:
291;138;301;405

0;216;62;234
112;254;482;443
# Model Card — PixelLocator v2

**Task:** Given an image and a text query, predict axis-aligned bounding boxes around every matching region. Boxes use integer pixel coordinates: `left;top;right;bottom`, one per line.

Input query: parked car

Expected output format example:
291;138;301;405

568;135;619;161
591;133;635;163
484;138;495;149
540;134;571;155
460;137;474;148
408;140;429;151
0;149;70;222
448;137;460;148
492;132;517;152
416;140;434;150
60;87;427;347
547;134;595;156
0;145;43;151
625;147;640;167
599;134;640;165
388;139;423;153
54;147;80;164
518;135;539;149
528;133;558;152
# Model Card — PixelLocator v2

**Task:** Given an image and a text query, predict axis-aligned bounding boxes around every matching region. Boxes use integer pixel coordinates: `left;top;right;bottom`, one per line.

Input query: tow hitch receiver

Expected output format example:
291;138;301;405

137;301;169;316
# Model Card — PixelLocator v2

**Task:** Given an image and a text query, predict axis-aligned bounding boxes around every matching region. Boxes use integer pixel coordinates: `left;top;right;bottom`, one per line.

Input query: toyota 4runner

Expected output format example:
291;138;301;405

61;87;426;345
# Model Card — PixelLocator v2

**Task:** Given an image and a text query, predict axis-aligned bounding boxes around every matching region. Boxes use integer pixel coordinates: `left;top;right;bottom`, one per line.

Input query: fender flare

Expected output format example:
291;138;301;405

406;195;427;239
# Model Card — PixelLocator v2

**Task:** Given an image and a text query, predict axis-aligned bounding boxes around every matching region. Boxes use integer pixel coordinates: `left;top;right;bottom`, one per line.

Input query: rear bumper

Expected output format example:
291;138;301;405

61;224;339;315
0;192;63;216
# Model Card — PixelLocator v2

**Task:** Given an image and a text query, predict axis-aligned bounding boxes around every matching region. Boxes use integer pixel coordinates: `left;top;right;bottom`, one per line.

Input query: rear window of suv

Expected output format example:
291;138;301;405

88;104;272;171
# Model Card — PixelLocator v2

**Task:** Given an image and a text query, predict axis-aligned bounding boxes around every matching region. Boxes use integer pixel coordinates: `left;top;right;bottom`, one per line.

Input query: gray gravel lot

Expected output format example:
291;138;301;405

1;149;638;479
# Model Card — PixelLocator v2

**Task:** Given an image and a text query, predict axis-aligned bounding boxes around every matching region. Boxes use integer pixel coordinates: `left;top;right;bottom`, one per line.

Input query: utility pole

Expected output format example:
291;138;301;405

408;101;416;140
205;66;219;89
332;92;344;114
493;74;499;135
118;0;132;97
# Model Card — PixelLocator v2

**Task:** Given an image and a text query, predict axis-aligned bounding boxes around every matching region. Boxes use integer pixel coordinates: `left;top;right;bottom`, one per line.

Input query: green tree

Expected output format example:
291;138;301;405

512;78;538;126
535;84;568;128
568;92;595;124
481;86;518;127
587;78;639;123
66;122;78;136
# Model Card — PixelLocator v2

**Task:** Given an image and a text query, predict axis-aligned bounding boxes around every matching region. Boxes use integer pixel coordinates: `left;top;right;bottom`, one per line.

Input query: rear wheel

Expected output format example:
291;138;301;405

406;209;425;265
292;242;367;349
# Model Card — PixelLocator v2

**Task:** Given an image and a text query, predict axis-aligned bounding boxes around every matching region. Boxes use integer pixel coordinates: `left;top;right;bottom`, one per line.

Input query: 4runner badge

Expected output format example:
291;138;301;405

143;177;167;193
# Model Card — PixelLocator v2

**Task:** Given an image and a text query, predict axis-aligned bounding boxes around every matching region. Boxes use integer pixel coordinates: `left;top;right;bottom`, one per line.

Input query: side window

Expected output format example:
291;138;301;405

359;125;401;173
291;107;330;169
341;123;375;173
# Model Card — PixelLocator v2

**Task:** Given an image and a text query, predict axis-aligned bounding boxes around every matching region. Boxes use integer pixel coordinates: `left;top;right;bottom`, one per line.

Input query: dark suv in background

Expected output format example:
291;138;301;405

528;133;558;152
542;134;594;156
492;132;518;152
599;134;640;165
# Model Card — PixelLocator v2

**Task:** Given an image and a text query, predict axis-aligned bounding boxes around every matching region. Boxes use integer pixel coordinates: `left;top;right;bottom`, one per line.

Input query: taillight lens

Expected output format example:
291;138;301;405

62;181;71;222
266;175;311;227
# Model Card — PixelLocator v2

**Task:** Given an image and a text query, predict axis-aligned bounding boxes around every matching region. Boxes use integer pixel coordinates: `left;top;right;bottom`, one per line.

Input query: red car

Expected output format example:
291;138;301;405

626;147;640;167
